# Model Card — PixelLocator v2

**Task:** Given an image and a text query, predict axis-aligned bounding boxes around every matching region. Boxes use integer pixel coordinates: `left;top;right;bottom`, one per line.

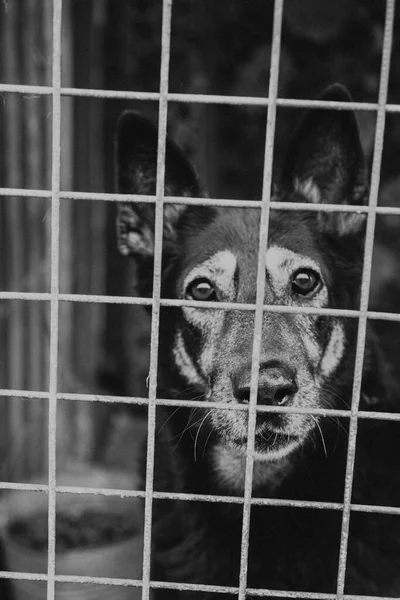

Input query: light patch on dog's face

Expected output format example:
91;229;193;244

181;250;237;326
265;246;327;308
213;443;295;492
319;320;345;378
176;250;238;381
172;330;204;387
264;245;328;367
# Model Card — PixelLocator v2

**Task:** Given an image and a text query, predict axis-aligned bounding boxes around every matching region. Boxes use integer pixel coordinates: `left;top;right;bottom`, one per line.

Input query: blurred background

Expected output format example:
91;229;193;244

0;0;400;555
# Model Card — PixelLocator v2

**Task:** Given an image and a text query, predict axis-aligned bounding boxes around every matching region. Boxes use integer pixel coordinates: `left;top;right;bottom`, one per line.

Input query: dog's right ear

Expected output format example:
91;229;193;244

280;84;369;237
116;111;203;258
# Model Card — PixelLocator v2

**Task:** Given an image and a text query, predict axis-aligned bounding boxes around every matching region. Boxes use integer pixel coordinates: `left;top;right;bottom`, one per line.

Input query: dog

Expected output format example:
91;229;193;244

115;85;400;599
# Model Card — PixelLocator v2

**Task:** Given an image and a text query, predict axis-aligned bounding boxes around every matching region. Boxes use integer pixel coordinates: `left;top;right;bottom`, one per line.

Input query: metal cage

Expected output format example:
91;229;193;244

0;0;399;598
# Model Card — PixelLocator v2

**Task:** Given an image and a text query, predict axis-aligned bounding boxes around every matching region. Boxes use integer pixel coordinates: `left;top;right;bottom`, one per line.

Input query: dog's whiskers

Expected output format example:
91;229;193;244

171;407;202;449
321;383;351;409
157;406;182;435
202;426;214;459
194;412;210;462
311;415;328;458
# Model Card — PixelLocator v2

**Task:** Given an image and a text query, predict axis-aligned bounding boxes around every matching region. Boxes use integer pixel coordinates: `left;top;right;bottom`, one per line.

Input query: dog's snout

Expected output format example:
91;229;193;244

232;362;298;406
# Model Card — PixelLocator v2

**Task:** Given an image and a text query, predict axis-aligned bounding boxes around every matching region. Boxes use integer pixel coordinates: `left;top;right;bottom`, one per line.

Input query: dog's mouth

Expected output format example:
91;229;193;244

254;431;298;454
255;411;287;431
229;428;301;460
209;389;314;460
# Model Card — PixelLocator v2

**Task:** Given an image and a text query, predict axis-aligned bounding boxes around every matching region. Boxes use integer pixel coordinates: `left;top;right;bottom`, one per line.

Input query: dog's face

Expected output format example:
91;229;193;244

116;85;368;462
172;209;355;461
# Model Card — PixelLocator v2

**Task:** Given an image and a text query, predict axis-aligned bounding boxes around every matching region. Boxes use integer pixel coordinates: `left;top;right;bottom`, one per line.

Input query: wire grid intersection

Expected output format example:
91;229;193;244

0;0;398;599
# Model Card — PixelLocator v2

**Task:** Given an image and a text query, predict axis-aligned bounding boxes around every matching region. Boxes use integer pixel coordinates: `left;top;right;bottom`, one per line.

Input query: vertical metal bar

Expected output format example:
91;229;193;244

335;1;395;597
238;2;284;599
47;0;63;598
141;2;173;599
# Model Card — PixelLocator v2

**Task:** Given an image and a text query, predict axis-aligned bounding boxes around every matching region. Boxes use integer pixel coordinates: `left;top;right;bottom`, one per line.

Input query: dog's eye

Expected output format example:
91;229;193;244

291;269;321;296
186;278;217;301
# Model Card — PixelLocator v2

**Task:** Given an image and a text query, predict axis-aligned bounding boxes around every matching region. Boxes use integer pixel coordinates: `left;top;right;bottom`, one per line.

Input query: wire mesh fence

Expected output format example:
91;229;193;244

0;0;399;598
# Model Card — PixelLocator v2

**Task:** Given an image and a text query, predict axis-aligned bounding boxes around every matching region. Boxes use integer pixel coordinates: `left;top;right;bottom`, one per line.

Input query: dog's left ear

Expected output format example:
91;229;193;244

115;111;204;258
280;84;369;236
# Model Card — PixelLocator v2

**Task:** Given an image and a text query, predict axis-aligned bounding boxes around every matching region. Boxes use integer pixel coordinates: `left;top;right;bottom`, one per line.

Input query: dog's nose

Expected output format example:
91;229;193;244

232;363;298;406
257;364;298;406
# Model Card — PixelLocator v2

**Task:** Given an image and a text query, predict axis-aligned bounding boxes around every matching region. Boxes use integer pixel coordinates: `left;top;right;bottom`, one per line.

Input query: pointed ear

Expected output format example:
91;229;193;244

116;111;204;258
281;84;369;236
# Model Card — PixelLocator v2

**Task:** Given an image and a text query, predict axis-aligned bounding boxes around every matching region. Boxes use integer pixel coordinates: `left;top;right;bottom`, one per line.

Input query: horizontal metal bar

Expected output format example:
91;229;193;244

151;579;238;594
2;188;400;223
169;94;379;111
62;87;159;101
0;481;48;492
0;291;368;314
0;187;52;198
0;389;49;399
1;186;400;216
63;296;360;316
0;483;339;512
58;394;351;417
248;591;334;600
0;568;397;600
54;487;342;511
60;293;153;306
1;480;400;515
1;292;400;325
0;83;159;101
0;569;398;600
0;571;48;582
1;389;400;422
3;81;400;113
0;291;52;301
0;83;53;95
351;503;400;516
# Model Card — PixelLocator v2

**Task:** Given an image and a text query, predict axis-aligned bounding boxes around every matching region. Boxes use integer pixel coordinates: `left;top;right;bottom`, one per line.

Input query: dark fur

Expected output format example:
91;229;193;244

116;85;400;599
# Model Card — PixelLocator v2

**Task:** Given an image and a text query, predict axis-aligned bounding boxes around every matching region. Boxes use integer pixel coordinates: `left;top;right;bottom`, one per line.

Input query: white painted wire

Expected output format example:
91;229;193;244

1;188;400;218
238;1;284;598
140;2;173;600
46;1;63;599
335;1;395;597
3;79;400;113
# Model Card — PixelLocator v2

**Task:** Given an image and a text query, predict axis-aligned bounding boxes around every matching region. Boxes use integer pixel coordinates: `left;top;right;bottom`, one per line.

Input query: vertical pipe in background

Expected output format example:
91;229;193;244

0;0;54;482
57;0;75;469
2;0;25;481
23;0;50;477
71;0;107;463
43;0;54;478
71;0;92;456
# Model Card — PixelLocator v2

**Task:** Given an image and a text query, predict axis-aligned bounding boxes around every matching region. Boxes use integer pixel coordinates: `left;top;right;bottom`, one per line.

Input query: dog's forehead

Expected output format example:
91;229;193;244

179;207;322;269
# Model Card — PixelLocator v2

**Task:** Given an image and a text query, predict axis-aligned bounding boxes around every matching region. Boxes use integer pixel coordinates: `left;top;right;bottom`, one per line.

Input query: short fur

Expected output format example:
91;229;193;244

116;85;400;599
